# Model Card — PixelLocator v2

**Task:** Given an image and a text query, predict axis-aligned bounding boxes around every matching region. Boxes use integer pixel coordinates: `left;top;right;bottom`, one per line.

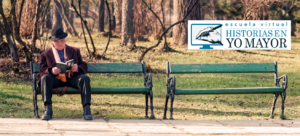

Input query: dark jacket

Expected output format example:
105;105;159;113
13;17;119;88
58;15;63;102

39;45;87;77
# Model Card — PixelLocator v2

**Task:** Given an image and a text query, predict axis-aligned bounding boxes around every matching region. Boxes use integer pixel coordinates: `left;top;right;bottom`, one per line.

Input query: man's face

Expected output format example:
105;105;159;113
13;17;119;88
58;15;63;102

52;38;66;50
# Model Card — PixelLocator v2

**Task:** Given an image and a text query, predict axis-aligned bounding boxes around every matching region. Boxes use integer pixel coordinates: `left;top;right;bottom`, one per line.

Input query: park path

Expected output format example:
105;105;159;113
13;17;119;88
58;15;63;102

0;118;300;136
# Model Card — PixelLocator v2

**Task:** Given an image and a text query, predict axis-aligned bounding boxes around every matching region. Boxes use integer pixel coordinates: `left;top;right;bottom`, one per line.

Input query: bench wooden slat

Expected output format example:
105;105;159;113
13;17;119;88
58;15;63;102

32;63;144;73
87;63;143;73
174;87;284;95
170;63;276;73
36;87;149;94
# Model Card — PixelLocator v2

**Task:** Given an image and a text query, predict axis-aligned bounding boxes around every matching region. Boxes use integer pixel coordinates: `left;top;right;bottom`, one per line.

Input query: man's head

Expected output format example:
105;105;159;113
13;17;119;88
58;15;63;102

49;28;68;50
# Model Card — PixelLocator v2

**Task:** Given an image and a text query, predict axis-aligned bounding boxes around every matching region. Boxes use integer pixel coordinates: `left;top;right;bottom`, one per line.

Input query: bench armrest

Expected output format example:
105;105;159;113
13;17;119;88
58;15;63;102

145;73;153;88
167;77;174;82
32;73;37;90
166;76;176;95
277;74;288;90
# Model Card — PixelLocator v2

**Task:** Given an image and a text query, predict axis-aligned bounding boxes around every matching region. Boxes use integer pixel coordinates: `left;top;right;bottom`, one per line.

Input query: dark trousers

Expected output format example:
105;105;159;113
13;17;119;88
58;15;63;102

40;74;91;106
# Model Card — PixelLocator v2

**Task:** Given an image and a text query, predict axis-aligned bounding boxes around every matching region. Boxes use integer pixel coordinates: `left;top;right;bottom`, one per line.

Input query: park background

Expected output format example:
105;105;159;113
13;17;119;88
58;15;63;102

0;0;299;120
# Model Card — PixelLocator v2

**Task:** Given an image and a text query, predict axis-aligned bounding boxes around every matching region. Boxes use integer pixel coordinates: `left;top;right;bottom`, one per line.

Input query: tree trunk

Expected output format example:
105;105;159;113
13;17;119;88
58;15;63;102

61;0;69;32
85;3;89;17
121;0;135;48
69;11;74;27
39;0;51;37
172;0;181;45
111;2;116;31
99;0;105;32
200;1;206;20
31;0;42;50
213;0;219;20
1;22;19;63
114;0;121;33
105;6;108;25
69;0;74;29
0;1;19;63
10;0;33;62
173;0;201;45
53;0;63;29
0;28;3;43
161;0;170;51
46;9;52;29
20;0;35;39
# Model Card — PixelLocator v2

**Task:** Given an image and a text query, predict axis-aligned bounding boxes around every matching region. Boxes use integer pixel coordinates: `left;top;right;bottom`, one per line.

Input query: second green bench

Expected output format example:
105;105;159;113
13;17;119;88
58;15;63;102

163;62;288;120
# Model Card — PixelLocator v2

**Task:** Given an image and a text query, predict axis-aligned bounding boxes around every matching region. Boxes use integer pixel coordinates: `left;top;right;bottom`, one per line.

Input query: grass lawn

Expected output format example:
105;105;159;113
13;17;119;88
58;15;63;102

0;34;299;120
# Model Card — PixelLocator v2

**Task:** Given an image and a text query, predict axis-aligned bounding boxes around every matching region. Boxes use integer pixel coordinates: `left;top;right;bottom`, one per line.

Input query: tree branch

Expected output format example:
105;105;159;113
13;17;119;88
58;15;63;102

18;0;25;29
101;0;112;58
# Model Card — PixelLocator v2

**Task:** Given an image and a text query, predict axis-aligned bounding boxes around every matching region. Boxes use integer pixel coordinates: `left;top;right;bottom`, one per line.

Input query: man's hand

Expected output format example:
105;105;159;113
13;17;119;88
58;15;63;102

71;64;78;72
52;67;61;75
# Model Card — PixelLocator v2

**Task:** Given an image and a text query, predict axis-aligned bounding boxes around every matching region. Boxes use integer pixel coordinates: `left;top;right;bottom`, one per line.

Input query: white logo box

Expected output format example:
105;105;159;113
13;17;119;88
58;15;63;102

188;20;291;50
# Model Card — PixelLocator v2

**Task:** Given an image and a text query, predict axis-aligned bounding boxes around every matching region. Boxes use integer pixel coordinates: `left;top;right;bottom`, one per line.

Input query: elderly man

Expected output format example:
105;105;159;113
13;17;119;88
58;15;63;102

39;28;93;120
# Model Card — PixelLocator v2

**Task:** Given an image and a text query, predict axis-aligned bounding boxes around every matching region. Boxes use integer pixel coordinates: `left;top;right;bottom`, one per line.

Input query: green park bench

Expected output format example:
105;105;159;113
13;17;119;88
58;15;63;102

163;62;288;120
30;61;155;119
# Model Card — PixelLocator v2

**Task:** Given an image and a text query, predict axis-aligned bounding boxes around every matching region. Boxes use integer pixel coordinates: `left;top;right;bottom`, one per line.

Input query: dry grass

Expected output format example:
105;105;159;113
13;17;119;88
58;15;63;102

0;34;299;120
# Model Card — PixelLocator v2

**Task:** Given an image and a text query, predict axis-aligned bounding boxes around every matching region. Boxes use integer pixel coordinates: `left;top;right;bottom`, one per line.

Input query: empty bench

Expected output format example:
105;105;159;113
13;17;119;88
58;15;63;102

30;61;155;119
163;62;288;120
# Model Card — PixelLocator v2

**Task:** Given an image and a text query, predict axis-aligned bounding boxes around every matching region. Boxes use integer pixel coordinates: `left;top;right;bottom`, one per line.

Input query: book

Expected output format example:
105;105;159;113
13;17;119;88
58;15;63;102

56;59;74;73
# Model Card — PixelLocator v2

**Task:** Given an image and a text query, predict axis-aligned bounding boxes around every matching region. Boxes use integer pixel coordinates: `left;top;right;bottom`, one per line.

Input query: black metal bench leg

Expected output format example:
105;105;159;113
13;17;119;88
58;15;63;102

280;91;286;120
269;93;279;119
149;90;155;119
163;94;169;120
145;94;149;118
169;94;175;120
32;72;39;119
33;91;39;118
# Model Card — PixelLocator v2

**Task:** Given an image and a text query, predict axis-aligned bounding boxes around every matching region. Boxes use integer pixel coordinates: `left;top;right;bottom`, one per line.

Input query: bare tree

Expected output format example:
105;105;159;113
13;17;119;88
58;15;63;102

71;0;97;58
10;0;33;62
121;0;135;48
139;0;199;62
0;0;19;64
53;0;63;29
141;0;171;51
99;0;105;32
31;0;42;49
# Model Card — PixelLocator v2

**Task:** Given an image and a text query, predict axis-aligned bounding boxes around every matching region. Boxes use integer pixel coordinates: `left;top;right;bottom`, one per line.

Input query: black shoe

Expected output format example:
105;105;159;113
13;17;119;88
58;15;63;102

41;104;52;120
83;105;93;120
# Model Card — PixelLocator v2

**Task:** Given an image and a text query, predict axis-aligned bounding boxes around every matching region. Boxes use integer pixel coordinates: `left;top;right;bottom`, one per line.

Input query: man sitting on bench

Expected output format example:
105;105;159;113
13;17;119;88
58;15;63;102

39;28;93;120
